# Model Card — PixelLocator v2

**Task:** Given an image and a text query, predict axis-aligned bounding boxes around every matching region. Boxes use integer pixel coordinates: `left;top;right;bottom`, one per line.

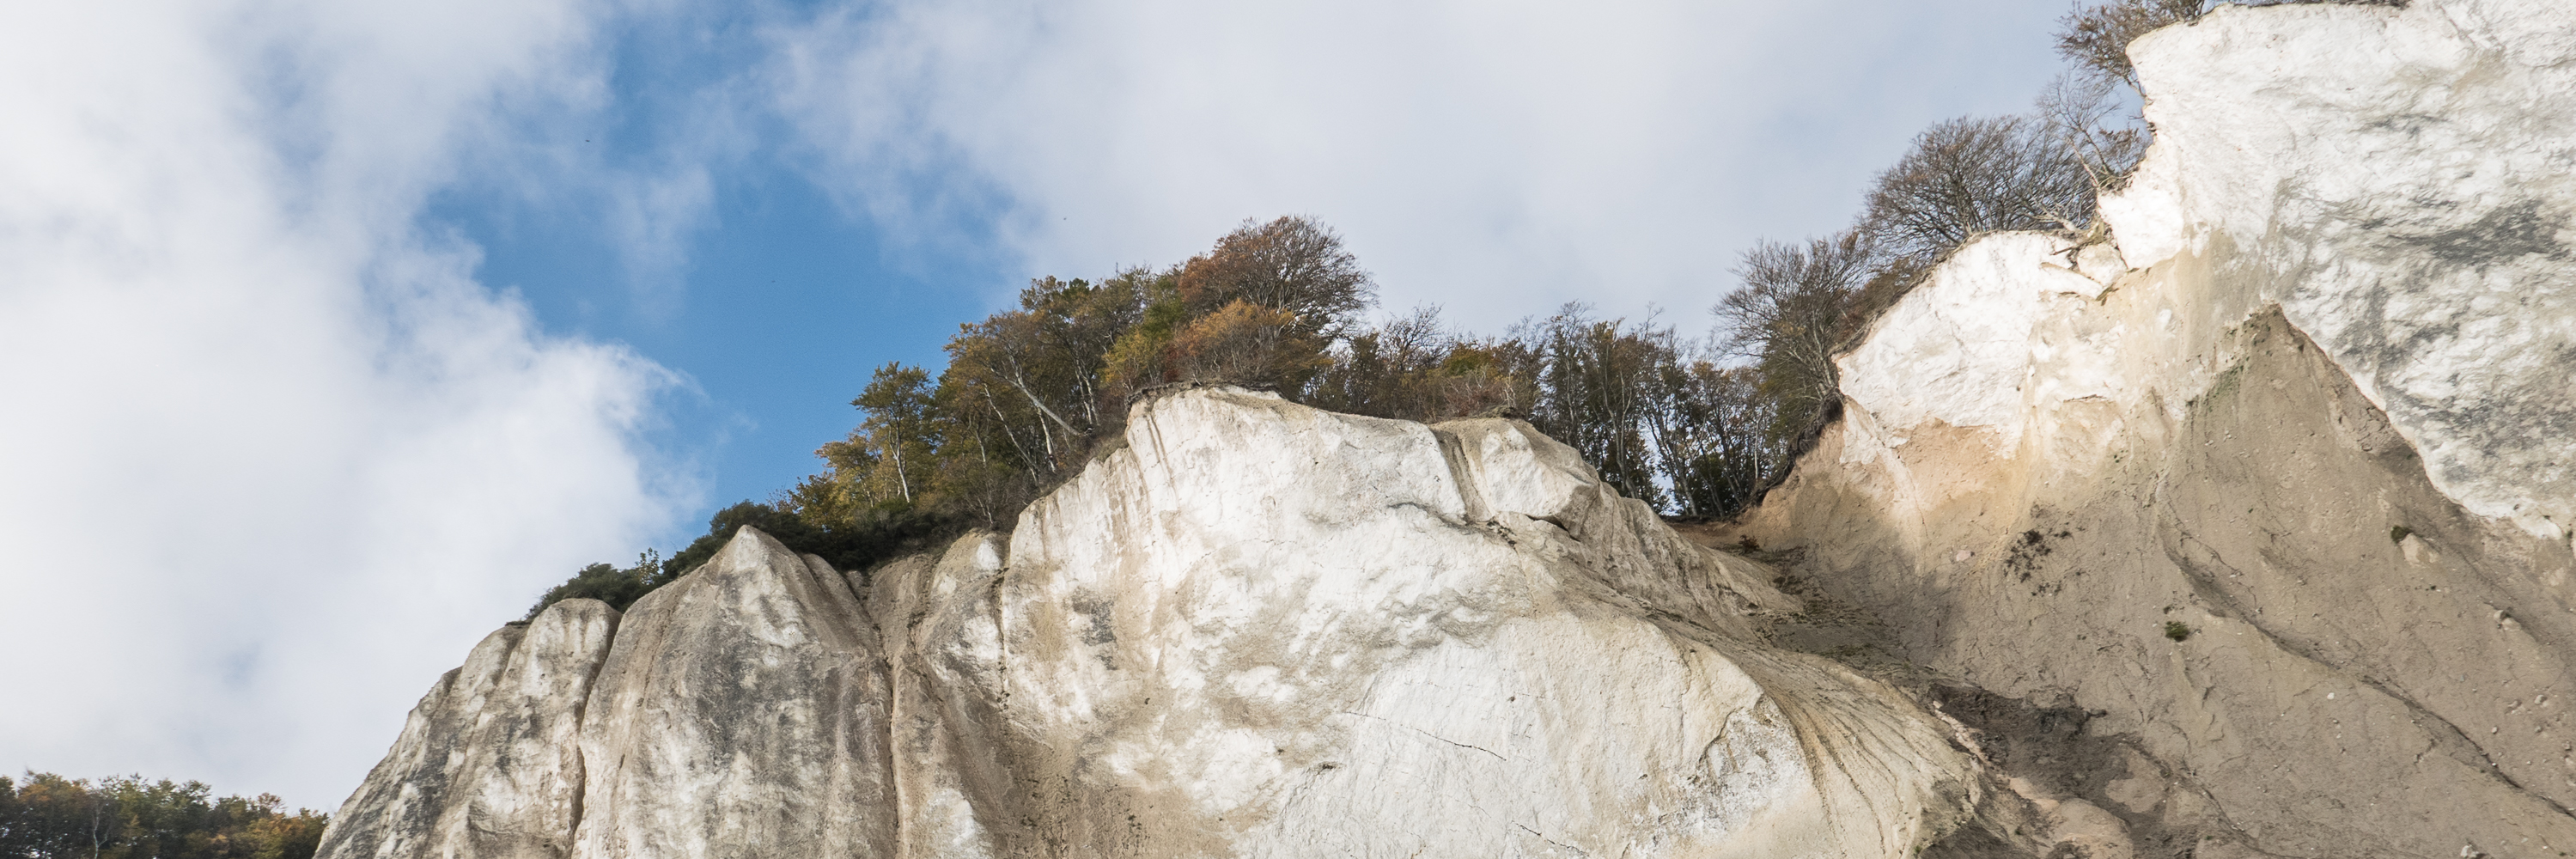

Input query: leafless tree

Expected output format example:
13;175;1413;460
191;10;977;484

1861;115;2096;258
2055;0;2211;89
1714;230;1877;421
2038;72;2153;193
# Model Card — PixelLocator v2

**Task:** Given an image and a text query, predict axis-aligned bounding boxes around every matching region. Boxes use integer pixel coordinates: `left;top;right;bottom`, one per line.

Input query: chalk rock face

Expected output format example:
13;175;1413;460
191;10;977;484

573;528;894;859
1729;2;2576;856
323;388;2017;858
2104;0;2576;540
316;599;618;859
932;390;1980;856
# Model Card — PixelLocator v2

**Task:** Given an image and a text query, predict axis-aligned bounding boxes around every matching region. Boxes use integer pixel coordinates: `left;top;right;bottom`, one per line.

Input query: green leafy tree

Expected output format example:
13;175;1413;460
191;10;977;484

524;551;665;616
851;363;938;507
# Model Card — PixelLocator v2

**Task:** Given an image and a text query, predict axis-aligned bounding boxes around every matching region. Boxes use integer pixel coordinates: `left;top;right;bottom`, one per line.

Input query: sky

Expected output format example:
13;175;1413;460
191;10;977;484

0;0;2070;810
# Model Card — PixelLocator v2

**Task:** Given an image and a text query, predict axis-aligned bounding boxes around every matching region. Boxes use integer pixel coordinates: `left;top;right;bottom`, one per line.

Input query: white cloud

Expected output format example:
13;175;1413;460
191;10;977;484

0;0;2088;813
0;0;685;808
771;0;2070;332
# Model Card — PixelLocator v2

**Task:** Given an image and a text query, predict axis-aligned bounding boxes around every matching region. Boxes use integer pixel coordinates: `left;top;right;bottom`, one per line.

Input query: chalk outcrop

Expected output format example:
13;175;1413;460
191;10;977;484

316;600;617;859
320;387;2019;858
1725;1;2576;856
573;527;893;858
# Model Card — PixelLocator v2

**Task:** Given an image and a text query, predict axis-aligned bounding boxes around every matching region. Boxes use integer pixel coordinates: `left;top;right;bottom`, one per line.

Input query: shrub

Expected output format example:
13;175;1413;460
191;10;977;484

1169;300;1321;388
527;500;956;618
1862;115;2097;259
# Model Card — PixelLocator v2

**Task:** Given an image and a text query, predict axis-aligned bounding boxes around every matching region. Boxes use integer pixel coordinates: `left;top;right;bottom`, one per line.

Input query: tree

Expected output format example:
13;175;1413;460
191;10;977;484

1716;231;1876;418
1174;216;1376;340
523;553;663;616
1305;306;1457;420
2055;0;2209;89
1648;362;1782;519
2037;72;2153;193
850;363;938;506
1427;338;1538;419
1169;300;1320;389
1516;306;1674;508
0;771;327;859
1861;114;2097;259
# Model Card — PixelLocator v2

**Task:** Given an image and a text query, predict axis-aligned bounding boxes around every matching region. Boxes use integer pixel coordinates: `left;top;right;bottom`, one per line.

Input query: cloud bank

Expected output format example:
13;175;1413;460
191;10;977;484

0;0;681;807
773;0;2070;332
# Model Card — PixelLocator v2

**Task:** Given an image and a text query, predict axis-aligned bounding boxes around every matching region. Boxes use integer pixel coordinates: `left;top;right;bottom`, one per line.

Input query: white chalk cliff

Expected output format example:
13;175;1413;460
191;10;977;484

321;2;2576;856
1729;0;2576;856
318;389;2007;858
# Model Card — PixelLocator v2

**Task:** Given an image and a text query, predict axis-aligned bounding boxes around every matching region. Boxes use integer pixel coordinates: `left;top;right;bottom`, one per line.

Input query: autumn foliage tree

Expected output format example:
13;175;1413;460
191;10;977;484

1;772;328;859
517;0;2320;618
530;210;1827;619
1170;301;1320;387
1173;216;1375;341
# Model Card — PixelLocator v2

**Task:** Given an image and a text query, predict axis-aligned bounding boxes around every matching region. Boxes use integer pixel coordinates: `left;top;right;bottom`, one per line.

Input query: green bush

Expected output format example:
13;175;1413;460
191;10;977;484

527;501;956;618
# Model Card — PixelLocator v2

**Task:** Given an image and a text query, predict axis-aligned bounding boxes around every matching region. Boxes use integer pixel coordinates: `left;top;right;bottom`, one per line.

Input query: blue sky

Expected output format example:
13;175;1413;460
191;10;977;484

442;0;2079;551
2;0;2070;808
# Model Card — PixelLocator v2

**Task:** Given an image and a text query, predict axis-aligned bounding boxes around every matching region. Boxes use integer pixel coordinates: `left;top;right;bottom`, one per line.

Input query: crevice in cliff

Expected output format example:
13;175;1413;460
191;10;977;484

558;606;624;856
1337;710;1508;761
1427;426;1492;521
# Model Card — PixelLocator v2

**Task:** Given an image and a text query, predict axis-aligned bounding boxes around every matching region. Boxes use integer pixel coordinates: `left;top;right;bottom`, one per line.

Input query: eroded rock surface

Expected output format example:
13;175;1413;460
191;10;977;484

944;391;1982;856
2104;0;2576;540
316;599;617;859
321;389;2019;858
1725;2;2576;856
574;529;894;859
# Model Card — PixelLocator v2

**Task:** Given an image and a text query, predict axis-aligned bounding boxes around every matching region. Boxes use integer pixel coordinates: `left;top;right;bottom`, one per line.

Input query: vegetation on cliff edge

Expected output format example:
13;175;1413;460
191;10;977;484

527;0;2329;618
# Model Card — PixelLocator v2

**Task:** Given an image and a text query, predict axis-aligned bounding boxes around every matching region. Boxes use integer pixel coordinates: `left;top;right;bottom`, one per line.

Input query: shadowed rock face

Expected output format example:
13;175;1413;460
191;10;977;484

320;389;2013;859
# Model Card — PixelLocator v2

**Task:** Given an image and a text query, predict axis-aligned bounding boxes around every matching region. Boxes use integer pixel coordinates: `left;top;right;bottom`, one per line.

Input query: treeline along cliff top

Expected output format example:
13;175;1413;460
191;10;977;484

527;0;2278;618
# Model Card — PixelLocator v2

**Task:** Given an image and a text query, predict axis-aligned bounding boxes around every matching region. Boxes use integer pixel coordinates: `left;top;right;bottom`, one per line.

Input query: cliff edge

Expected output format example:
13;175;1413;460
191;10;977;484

1720;1;2576;856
